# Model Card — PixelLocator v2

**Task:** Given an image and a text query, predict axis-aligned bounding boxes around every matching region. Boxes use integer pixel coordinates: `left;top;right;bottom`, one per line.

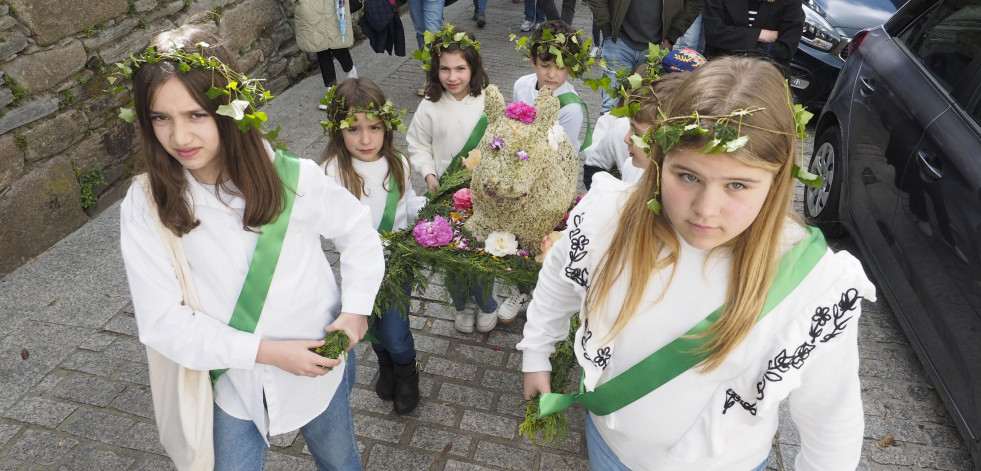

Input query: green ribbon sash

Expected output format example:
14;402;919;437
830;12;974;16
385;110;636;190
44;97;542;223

557;92;592;151
538;226;828;417
440;113;487;182
210;149;301;385
377;173;400;234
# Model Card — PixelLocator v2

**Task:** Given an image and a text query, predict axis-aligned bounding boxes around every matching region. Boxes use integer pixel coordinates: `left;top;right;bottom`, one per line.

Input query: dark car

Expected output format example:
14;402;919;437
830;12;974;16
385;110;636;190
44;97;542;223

790;0;906;106
803;0;981;467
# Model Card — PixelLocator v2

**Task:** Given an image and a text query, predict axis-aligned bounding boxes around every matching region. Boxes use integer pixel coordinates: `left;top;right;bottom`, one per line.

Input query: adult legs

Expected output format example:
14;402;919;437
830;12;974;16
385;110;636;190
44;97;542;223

674;13;704;52
408;0;444;50
331;48;355;74
299;350;361;471
560;0;576;25
315;50;338;87
472;0;488;26
599;38;647;113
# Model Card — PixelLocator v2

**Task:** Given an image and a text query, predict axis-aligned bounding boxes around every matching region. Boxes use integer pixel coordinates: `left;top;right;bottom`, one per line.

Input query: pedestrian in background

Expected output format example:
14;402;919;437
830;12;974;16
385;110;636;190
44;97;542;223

703;0;804;70
293;0;359;109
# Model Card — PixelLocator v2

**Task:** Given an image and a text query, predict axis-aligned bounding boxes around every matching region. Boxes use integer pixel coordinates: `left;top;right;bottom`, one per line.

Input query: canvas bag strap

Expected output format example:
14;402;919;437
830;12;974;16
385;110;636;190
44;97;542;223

556;92;592;151
210;149;301;384
538;226;828;417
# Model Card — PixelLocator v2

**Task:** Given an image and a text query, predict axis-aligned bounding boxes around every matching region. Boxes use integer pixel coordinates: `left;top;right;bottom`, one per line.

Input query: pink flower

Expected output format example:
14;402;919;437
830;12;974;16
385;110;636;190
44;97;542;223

505;102;537;124
452;188;472;210
489;137;505;150
517;150;529;161
412;216;455;248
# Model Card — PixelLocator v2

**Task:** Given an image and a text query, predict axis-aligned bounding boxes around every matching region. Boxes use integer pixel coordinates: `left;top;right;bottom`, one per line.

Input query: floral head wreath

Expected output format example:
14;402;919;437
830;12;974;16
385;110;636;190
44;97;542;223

509;28;594;79
107;41;280;141
318;85;408;134
584;43;674;118
636;89;819;214
411;24;481;72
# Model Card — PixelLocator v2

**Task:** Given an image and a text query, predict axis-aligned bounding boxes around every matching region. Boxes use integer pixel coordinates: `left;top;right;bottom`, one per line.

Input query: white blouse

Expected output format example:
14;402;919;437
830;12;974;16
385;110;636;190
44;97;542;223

406;90;485;179
120;154;384;438
322;154;427;231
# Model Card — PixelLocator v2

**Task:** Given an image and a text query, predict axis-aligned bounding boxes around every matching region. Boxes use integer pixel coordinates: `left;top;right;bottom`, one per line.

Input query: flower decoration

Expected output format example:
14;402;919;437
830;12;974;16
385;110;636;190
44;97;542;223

452;188;473;210
489;137;505;150
509;28;595;79
506;102;537;124
484;231;520;257
411;24;481;72
463;149;482;169
412;216;455;247
517;150;529;161
319;85;408;134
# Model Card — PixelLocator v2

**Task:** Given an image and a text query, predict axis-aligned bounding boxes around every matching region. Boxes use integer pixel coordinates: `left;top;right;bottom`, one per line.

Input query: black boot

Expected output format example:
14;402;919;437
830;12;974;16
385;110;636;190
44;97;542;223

375;350;395;401
392;360;420;415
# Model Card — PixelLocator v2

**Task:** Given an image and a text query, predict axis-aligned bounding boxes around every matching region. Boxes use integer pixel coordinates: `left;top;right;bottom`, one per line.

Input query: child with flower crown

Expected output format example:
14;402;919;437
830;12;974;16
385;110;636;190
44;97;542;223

406;25;504;334
118;25;383;470
518;57;874;470
320;77;427;415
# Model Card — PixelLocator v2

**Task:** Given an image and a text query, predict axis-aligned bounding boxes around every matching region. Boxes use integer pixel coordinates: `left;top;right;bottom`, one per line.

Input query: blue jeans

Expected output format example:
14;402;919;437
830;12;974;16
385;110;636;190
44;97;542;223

445;270;499;313
408;0;444;50
371;283;417;365
523;0;545;24
213;350;360;471
599;37;650;114
585;415;767;471
675;14;705;52
472;0;487;14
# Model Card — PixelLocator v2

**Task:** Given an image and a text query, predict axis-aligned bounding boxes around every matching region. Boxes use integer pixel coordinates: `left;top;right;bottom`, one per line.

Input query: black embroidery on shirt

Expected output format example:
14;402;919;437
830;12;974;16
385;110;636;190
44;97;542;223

564;213;590;288
722;288;863;415
581;317;612;369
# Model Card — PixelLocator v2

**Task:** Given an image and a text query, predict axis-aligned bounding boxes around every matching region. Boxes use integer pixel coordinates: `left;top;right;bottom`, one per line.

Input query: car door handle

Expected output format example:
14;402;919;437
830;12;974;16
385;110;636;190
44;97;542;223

916;150;942;181
859;77;876;96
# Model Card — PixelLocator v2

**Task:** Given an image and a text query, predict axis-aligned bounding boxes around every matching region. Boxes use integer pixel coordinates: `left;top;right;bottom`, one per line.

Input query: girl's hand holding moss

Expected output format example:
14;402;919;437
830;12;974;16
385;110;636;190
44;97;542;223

256;339;341;377
523;371;552;400
326;312;369;350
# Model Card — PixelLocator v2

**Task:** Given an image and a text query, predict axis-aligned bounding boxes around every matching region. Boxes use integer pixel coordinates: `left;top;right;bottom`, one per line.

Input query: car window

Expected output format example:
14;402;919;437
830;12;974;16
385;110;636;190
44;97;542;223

897;0;981;124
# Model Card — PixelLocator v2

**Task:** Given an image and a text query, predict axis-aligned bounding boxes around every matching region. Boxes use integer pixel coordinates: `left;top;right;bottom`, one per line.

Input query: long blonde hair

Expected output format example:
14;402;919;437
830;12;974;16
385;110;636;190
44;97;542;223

583;57;797;372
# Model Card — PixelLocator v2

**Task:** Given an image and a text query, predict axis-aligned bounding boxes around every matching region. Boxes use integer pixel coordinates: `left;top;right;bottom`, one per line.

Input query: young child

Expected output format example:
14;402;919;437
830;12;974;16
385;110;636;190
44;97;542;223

405;25;501;334
119;25;383;470
320;77;427;415
518;56;874;470
513;20;589;151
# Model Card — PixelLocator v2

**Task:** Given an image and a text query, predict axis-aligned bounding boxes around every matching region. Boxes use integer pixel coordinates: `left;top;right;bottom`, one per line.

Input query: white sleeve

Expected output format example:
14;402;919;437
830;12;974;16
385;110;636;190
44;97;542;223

120;183;262;371
406;101;438;179
401;154;427;223
559;101;585;151
584;118;621;169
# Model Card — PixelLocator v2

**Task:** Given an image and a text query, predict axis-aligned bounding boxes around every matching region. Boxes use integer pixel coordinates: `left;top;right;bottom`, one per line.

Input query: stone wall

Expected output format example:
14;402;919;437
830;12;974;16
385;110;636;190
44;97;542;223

0;0;313;276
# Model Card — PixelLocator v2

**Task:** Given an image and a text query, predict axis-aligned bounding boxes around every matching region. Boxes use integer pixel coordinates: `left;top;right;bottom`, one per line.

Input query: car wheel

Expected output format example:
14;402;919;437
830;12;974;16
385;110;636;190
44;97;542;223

804;125;847;238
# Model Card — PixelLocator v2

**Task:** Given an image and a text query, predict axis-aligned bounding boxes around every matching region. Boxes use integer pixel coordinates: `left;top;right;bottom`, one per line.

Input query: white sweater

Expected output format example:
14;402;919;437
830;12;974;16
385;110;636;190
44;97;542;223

406;90;485;179
322;154;427;231
517;174;875;471
513;73;584;151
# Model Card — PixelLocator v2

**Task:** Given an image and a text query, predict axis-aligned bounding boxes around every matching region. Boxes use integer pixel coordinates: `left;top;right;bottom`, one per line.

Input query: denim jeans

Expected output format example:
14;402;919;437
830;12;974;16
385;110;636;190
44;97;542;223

213;350;360;471
472;0;488;14
408;0;444;50
599;37;650;114
585;414;768;471
539;0;576;24
444;270;499;313
523;0;546;24
674;14;705;52
371;283;417;365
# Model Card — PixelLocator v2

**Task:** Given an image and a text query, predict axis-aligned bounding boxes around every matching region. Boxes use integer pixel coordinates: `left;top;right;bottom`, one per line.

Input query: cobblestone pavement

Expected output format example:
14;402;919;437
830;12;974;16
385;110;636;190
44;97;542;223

0;0;976;469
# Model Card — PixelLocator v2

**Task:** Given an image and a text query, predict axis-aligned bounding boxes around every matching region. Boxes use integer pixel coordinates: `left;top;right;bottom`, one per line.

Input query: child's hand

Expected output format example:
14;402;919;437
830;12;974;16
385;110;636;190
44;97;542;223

256;339;341;377
523;371;552;400
326;312;368;350
425;174;440;193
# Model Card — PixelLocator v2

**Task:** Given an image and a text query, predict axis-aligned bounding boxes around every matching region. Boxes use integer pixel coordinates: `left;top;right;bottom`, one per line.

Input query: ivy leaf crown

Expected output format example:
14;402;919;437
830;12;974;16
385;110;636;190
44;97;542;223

411;24;481;72
107;41;279;141
584;42;669;118
509;26;594;79
318;85;408;135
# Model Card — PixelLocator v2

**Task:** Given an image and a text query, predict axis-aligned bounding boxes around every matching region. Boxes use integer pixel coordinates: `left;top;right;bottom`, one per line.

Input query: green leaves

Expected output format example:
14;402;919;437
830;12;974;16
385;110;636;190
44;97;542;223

792;164;823;188
416;24;481;71
646;197;662;214
118;107;136;123
511;26;594;79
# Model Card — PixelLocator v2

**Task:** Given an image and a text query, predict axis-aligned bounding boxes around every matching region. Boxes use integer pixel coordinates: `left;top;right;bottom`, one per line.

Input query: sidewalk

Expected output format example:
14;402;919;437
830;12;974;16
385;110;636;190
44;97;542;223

0;0;974;469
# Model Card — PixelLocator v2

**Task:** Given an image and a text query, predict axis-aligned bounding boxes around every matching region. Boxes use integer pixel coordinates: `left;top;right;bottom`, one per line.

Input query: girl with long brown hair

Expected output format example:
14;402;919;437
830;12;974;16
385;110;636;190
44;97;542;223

518;56;874;470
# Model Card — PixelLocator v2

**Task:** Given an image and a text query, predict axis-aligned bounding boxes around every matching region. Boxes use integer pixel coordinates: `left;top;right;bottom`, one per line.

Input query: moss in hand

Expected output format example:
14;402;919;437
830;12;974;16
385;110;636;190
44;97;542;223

313;330;350;363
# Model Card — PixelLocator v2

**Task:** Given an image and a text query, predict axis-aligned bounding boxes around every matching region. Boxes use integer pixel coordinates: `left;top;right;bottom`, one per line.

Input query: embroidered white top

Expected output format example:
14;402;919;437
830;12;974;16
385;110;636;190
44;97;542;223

120;152;385;438
322;154;427;231
517;174;875;471
406;89;485;179
583;114;644;184
513;73;585;151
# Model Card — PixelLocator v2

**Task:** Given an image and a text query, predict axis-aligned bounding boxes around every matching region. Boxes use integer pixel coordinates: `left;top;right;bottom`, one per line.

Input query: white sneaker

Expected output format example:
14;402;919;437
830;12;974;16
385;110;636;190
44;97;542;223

589;46;601;58
520;20;533;32
497;293;527;324
476;307;498;332
455;308;475;333
346;66;358;80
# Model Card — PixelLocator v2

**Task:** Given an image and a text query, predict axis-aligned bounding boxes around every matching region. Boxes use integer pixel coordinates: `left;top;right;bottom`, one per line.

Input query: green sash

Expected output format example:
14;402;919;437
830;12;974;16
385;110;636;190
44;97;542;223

538;226;828;417
210;150;301;385
557;92;592;151
440;113;487;182
377;173;400;234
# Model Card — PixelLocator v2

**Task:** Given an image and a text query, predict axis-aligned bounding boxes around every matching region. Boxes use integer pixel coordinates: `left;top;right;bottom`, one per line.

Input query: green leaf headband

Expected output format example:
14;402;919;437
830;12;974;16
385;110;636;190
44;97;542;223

411;24;481;72
584;43;670;118
107;41;279;141
318;85;408;134
509;28;594;79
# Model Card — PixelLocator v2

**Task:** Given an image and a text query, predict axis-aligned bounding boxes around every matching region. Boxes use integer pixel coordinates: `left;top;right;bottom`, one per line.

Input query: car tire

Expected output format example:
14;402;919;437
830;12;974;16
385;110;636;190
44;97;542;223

804;125;847;238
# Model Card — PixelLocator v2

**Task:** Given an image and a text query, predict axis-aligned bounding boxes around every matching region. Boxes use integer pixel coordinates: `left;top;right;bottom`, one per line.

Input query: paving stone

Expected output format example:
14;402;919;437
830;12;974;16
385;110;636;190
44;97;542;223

460;410;517;439
355;363;377;386
365;443;434;470
30;372;65;394
113;361;150;385
451;343;507;366
61;445;136;470
409;426;472;457
522;428;583;454
423;302;458;321
429;319;472;339
445;459;497;471
487;330;524;349
496;393;529;418
103;314;139;337
79;331;117;352
269;429;300;448
412;333;450;355
405;400;457;427
861;439;913;466
5;428;78;465
424;357;477;381
437;382;493;410
104;337;148;363
63;408;136;443
2;396;76;428
54;375;126;407
136;454;178;470
506;351;522;370
0;422;21;448
540;451;589;471
408;314;427;330
481;368;523;392
116;421;166;455
473;439;538;470
351;387;393;414
110;385;154;419
352;414;405;443
778;443;801;471
60;349;122;376
910;445;976;470
266;451;315;470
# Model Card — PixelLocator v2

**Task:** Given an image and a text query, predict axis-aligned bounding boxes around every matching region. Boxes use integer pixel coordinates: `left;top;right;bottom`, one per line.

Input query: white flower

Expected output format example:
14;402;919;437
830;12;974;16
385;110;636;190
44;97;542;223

484;231;519;257
216;99;250;121
546;122;564;151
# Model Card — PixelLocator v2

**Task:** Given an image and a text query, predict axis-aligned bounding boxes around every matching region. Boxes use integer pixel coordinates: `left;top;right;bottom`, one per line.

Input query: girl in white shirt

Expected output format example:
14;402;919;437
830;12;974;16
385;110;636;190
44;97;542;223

119;26;383;471
519;57;873;471
406;26;503;334
321;77;427;415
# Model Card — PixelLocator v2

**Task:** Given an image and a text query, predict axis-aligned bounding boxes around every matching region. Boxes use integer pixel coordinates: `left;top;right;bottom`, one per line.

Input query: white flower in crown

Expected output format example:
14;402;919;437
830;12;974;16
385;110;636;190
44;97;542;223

484;231;519;257
216;99;250;121
546;122;564;151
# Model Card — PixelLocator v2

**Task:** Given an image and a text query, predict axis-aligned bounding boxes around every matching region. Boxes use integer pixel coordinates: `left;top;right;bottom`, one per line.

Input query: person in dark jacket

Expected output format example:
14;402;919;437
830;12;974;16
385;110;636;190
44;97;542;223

702;0;803;69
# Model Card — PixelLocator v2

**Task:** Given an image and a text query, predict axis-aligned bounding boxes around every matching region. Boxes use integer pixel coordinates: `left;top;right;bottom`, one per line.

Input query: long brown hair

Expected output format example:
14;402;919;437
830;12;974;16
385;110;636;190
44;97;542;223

132;25;283;236
584;57;797;372
321;78;407;199
424;28;489;102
